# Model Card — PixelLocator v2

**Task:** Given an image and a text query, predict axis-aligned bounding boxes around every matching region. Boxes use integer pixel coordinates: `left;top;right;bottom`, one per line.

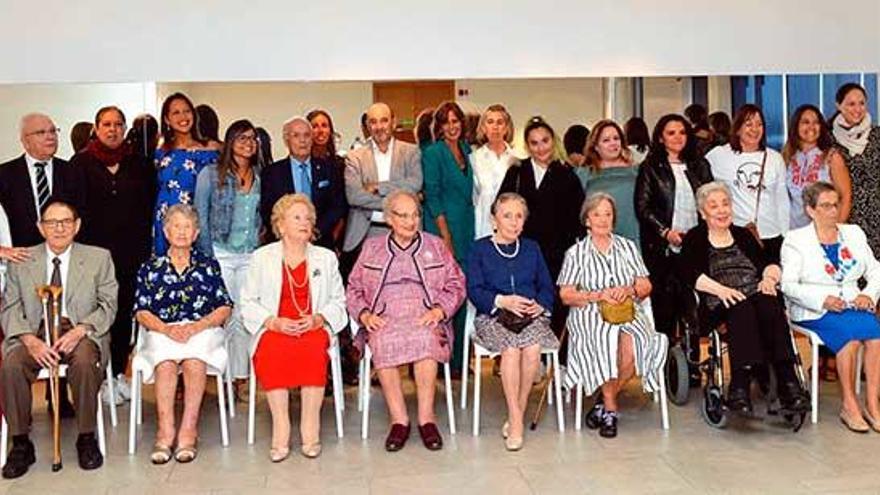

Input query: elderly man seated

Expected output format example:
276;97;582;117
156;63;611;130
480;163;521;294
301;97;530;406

0;199;118;479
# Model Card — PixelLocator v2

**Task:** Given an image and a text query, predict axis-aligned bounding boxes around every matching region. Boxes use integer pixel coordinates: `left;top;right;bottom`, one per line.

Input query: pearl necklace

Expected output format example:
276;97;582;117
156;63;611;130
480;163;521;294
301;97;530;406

283;261;311;316
491;236;520;259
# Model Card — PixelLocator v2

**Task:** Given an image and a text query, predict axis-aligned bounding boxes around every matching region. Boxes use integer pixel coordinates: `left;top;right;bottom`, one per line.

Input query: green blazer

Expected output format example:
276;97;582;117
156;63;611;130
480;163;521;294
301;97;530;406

422;140;475;266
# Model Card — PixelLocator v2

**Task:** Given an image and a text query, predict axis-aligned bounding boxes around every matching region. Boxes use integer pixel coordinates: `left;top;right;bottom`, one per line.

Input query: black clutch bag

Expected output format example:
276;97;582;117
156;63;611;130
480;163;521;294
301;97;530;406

496;309;534;334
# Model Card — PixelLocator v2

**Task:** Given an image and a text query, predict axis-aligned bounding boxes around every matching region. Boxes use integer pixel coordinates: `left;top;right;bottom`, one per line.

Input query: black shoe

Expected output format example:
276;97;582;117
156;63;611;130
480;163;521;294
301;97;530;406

2;436;35;479
726;387;752;413
384;423;411;452
778;381;811;413
598;411;618;438
76;433;103;470
585;398;605;430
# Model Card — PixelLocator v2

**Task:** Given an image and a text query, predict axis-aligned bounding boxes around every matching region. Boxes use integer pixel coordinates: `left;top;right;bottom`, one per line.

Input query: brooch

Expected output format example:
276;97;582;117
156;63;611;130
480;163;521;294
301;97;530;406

312;268;321;277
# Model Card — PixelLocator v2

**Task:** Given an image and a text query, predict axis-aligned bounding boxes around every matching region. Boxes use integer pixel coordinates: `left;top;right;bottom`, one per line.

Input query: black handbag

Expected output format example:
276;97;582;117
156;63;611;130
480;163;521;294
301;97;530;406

496;308;534;334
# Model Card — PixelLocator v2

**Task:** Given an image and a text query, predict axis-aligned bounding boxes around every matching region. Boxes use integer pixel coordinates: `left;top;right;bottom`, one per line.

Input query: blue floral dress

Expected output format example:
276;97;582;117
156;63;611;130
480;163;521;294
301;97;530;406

152;148;219;256
132;248;233;381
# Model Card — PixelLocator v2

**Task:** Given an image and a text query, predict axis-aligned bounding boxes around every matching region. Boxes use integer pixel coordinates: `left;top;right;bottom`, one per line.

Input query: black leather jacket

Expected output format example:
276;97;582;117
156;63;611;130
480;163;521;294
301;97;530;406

634;156;713;261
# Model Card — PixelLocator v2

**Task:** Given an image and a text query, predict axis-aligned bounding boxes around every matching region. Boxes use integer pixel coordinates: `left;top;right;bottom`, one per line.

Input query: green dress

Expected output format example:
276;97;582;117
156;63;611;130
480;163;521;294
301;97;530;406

574;166;640;244
422;140;475;267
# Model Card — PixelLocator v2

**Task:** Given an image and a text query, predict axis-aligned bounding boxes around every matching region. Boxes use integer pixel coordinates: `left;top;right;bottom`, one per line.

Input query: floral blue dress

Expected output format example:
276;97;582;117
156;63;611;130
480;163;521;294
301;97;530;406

132;248;233;381
152;148;219;255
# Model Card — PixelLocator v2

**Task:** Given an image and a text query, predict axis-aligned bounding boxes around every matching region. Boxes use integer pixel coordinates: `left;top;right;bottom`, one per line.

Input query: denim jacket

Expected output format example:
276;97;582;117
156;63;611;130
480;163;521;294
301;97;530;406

194;164;262;256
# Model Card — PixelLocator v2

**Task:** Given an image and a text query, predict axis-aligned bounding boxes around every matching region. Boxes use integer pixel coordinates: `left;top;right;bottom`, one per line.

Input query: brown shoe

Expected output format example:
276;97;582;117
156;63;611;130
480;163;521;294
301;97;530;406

418;422;443;451
840;409;870;433
384;423;410;452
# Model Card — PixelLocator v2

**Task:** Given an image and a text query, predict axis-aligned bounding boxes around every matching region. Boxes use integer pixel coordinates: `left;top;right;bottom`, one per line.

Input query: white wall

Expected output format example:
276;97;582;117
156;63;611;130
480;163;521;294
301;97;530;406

456;78;604;153
643;77;690;130
1;0;877;83
158;82;373;161
0;83;152;160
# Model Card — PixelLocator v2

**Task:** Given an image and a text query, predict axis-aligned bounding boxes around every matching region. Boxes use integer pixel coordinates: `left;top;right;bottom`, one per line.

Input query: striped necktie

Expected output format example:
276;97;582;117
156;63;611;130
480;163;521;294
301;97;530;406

34;161;50;215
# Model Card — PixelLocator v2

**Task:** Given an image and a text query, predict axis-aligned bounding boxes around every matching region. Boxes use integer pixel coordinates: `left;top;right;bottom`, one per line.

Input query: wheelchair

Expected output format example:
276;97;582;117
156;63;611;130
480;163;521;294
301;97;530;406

665;308;811;432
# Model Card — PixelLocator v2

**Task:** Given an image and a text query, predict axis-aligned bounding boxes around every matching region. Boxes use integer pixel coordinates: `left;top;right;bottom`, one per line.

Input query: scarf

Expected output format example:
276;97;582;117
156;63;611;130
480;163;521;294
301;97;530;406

832;112;872;157
84;138;129;167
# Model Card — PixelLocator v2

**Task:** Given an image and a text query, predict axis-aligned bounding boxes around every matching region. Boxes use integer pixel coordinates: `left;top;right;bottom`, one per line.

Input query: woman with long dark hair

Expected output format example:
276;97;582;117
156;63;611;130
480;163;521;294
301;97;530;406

194;119;262;390
635;113;713;382
152;92;220;256
783;104;851;229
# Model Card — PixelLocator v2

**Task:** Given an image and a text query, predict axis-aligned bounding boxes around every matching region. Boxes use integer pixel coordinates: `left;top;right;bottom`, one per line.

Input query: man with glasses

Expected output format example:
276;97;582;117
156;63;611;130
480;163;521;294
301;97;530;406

341;103;422;280
261;116;347;249
0;113;84;248
0;113;85;418
0;199;117;479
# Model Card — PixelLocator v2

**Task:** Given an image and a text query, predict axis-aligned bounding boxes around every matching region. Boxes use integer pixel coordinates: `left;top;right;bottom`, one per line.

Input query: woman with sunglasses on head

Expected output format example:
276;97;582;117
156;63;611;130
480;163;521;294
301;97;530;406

194;119;263;396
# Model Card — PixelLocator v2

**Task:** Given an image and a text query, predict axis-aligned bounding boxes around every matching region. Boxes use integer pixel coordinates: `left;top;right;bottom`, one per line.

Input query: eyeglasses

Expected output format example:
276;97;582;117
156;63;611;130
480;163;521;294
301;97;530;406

27;127;60;138
235;134;258;144
815;202;839;210
390;210;420;221
41;218;76;230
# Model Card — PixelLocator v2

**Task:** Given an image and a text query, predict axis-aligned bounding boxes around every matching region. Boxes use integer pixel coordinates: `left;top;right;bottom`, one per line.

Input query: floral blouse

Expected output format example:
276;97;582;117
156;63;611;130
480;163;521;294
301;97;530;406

152;148;219;256
134;248;232;323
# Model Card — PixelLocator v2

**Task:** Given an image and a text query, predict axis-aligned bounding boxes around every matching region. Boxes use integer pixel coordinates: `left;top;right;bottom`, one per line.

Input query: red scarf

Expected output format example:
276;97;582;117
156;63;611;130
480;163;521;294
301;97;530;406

84;138;129;167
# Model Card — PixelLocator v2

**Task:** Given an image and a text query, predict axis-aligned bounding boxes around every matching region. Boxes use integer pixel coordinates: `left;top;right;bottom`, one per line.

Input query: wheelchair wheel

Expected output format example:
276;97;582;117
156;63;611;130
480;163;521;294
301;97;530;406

665;345;690;406
701;385;729;428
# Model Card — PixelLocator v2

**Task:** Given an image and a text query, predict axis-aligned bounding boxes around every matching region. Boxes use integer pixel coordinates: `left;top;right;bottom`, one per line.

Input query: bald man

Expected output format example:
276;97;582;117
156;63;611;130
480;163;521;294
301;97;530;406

0;113;84;248
341;103;422;278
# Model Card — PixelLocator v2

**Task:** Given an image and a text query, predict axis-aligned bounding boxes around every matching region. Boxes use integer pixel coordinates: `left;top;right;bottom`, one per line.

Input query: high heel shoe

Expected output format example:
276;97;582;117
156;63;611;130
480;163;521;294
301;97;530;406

301;443;322;459
505;435;523;451
269;446;291;463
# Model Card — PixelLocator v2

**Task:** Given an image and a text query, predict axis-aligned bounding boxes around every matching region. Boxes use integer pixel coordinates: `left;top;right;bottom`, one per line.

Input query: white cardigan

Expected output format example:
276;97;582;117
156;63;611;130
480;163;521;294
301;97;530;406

240;241;348;355
781;223;880;322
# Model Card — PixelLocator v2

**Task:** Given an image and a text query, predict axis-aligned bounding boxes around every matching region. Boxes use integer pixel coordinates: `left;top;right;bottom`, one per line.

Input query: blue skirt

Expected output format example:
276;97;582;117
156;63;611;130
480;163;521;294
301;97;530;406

796;309;880;353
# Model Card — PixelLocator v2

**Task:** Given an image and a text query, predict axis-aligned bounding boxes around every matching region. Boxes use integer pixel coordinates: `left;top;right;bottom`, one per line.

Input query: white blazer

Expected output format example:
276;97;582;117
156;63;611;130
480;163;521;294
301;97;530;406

240;241;348;355
781;223;880;322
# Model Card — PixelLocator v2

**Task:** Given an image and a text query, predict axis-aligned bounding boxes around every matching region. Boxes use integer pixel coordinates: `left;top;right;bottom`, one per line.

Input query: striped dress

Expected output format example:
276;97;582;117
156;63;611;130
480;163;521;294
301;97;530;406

557;234;668;394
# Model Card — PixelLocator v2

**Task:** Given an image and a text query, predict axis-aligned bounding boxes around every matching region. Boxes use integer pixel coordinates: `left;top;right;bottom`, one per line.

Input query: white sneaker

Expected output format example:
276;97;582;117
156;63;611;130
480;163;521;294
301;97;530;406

115;374;131;401
101;379;124;406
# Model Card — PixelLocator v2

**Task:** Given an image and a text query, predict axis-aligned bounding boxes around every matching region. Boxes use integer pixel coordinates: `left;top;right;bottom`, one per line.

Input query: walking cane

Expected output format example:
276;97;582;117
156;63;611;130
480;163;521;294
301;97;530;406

530;324;568;430
37;285;63;472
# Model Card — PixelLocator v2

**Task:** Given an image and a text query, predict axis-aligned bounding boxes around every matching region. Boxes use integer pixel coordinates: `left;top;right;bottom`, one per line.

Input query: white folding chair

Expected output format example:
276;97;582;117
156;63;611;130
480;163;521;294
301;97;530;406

464;303;565;435
354;319;456;440
247;333;345;444
790;323;863;424
127;324;230;454
1;364;110;467
572;298;670;431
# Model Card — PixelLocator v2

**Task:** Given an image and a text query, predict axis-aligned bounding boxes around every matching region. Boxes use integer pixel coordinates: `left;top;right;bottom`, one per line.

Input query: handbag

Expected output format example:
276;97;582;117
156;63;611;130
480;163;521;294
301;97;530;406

743;151;768;248
599;297;636;324
496;308;534;334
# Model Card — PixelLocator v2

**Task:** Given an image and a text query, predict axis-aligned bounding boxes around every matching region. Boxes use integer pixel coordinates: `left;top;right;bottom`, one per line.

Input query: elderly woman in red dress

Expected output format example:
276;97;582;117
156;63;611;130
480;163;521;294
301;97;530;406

347;190;466;452
240;194;347;462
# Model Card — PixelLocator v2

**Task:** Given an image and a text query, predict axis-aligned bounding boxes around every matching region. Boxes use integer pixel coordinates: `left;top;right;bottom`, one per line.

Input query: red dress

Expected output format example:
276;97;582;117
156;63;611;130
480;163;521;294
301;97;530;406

253;261;329;390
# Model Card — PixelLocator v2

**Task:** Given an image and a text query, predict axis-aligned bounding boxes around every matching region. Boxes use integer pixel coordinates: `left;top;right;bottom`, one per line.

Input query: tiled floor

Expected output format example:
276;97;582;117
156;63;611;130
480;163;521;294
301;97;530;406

3;362;878;495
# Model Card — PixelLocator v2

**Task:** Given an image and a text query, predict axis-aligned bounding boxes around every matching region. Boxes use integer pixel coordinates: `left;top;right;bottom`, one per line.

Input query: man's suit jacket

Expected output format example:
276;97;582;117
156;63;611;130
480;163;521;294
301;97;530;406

0;155;85;247
343;140;422;252
0;242;118;362
261;155;348;249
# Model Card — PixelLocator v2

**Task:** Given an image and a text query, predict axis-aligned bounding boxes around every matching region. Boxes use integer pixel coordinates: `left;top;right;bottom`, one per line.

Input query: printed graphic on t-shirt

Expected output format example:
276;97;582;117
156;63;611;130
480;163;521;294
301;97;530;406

733;160;766;194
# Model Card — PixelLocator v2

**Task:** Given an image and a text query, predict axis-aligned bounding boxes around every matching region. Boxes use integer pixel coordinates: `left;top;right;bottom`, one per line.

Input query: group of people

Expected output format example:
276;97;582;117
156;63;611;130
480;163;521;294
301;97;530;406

1;81;880;479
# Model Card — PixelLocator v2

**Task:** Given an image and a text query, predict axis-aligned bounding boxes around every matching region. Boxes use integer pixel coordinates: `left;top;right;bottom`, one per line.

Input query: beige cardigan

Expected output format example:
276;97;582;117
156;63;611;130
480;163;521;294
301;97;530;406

240;241;348;355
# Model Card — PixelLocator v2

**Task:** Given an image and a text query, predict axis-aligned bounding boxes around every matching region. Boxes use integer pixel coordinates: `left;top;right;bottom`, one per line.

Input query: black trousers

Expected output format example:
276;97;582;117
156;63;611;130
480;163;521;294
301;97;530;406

718;293;794;371
109;270;137;376
646;251;699;361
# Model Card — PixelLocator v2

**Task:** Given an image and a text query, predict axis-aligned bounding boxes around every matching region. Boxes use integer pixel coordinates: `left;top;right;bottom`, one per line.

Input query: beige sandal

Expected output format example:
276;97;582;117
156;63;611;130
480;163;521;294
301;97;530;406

150;444;173;465
174;440;199;463
301;443;322;459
